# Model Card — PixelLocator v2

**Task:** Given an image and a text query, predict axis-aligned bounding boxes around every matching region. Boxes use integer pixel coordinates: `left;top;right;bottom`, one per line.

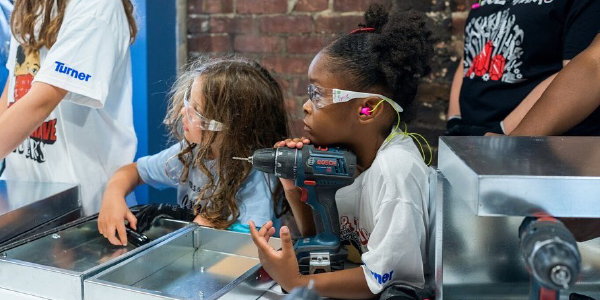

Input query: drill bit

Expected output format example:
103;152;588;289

233;156;253;164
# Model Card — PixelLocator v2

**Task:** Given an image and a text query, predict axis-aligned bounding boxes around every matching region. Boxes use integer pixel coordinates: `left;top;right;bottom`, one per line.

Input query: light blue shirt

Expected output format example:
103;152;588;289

136;143;275;232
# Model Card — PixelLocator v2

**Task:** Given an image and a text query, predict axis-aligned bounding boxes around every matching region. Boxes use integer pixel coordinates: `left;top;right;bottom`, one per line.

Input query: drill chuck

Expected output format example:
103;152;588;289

519;217;581;291
235;148;298;179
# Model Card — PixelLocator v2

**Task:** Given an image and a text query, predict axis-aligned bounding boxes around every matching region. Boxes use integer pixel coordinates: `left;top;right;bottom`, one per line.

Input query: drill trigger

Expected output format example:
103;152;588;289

300;187;309;203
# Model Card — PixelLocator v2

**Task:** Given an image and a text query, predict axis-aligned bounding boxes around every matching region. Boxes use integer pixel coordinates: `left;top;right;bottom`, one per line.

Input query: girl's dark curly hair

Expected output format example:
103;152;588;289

324;4;433;125
165;56;290;229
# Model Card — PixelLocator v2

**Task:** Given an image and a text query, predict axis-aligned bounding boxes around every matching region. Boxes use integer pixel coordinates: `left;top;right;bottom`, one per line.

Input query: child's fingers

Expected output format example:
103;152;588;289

249;221;261;243
258;221;273;238
262;220;273;230
258;224;269;237
116;223;128;246
265;227;276;243
126;211;137;231
98;221;104;236
106;225;122;246
280;178;296;191
249;221;278;255
280;226;294;254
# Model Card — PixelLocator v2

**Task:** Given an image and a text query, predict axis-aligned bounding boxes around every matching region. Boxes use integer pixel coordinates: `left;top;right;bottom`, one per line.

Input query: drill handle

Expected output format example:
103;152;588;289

305;185;341;245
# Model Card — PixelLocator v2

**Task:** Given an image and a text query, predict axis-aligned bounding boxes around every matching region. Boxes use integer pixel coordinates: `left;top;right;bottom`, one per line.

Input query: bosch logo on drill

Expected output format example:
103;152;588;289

316;159;337;166
54;61;92;81
370;269;394;285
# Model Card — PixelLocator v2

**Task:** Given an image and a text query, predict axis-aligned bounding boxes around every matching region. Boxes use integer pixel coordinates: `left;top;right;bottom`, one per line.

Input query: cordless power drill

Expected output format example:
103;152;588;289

235;145;357;274
519;217;581;300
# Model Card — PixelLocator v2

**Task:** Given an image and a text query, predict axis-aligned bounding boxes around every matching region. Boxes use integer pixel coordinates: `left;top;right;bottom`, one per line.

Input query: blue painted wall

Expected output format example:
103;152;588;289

131;0;178;205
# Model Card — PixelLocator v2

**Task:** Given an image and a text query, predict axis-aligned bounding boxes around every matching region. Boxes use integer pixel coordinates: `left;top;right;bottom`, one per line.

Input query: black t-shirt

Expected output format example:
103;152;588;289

459;0;600;135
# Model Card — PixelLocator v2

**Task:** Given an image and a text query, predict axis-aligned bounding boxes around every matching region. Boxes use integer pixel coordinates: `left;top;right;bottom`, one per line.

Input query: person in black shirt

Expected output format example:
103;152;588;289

447;0;600;136
511;33;600;137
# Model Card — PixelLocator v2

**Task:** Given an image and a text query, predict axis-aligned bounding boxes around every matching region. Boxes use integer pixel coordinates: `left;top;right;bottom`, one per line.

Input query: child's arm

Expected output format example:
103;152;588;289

0;80;8;117
276;138;315;236
249;221;376;299
98;163;144;246
0;82;67;159
282;186;315;236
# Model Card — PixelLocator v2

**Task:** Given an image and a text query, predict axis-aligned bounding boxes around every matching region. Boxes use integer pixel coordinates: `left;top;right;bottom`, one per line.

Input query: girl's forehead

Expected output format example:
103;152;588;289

189;77;204;105
308;52;328;83
308;54;349;90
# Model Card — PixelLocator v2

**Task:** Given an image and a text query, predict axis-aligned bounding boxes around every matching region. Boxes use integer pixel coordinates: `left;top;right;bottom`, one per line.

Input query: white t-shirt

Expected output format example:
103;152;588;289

1;0;136;216
336;135;431;294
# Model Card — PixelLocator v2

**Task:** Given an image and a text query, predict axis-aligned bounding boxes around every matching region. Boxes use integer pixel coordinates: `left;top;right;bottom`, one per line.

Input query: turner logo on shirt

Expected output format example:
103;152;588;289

8;45;58;163
370;269;394;285
54;61;92;81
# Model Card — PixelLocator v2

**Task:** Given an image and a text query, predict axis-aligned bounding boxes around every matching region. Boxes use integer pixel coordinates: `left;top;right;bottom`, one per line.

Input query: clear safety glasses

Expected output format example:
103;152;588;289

307;84;403;113
183;88;224;132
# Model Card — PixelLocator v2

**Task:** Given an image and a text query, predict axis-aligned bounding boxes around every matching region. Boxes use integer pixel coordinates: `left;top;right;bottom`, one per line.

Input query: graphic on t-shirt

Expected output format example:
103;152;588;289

13;46;39;102
340;216;370;254
463;9;525;83
10;45;58;163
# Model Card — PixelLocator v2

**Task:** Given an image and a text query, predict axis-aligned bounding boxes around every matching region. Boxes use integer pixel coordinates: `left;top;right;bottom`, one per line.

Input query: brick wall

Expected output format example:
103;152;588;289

187;0;475;163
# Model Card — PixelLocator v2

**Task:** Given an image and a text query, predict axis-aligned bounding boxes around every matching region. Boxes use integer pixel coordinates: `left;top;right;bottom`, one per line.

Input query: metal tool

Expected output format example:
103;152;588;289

125;227;150;247
235;145;357;274
519;216;581;300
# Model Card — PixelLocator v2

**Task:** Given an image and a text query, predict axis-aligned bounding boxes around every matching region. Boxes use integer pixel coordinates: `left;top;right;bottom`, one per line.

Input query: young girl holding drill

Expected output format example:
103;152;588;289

98;56;290;246
249;5;433;299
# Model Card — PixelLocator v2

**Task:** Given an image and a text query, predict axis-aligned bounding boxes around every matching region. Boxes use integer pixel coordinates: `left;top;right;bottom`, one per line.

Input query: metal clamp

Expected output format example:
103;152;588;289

309;252;331;274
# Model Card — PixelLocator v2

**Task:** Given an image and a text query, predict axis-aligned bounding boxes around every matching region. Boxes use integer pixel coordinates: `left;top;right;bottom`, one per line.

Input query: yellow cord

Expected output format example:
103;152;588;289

372;100;433;166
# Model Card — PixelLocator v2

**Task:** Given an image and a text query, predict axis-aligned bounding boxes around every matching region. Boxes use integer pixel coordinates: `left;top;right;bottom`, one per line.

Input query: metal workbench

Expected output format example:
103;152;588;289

0;180;80;247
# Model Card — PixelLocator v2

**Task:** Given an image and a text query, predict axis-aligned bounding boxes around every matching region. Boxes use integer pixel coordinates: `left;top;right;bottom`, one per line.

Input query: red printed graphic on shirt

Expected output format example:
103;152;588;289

9;45;58;163
340;216;371;254
463;9;524;83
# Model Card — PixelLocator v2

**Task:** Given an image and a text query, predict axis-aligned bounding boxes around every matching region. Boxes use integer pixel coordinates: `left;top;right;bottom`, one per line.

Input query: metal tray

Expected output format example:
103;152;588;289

85;227;282;300
0;217;192;300
438;136;600;217
0;180;80;245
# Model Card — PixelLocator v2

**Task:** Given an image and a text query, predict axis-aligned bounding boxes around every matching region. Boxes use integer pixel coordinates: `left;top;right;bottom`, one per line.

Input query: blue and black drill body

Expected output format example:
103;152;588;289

241;145;357;274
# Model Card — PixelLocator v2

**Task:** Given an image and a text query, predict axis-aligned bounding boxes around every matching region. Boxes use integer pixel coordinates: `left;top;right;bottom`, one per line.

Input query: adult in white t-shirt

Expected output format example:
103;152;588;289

0;0;137;215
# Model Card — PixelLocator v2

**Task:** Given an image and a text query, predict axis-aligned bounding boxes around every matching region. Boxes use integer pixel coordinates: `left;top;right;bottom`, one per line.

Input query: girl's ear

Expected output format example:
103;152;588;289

357;97;382;123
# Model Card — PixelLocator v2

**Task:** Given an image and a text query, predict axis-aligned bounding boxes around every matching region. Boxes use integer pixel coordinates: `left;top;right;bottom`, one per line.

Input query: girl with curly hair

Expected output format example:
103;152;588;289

98;56;289;246
249;4;434;299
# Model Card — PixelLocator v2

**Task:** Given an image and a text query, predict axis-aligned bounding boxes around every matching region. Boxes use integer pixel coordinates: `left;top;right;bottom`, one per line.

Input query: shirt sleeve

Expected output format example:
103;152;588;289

361;198;427;294
562;0;600;60
33;15;121;108
359;146;429;294
234;170;275;227
137;143;183;190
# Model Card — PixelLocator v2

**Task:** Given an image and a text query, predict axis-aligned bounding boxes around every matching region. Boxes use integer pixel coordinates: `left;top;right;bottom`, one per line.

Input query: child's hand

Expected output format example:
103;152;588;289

274;137;311;191
274;137;311;150
193;214;213;227
98;190;137;246
249;221;304;292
